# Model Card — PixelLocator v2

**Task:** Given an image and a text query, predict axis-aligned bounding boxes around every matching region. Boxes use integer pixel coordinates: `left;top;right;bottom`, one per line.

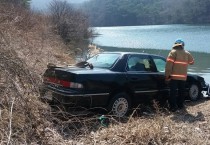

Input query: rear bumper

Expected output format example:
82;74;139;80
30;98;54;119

41;84;110;107
46;85;85;97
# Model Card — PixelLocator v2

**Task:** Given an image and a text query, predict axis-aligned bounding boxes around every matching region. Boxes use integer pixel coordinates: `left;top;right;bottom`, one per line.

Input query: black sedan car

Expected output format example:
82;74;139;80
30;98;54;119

42;52;209;117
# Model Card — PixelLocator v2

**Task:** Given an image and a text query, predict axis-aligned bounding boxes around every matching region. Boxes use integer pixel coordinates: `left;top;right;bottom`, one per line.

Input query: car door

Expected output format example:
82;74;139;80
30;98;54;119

126;54;159;101
150;55;169;97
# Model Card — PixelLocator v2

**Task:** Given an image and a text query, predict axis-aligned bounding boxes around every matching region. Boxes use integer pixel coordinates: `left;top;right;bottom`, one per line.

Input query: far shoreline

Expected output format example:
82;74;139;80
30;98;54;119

98;46;210;57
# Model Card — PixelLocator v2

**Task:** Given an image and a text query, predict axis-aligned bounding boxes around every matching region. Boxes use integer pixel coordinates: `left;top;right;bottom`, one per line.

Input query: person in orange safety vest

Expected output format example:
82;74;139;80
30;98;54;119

165;39;194;112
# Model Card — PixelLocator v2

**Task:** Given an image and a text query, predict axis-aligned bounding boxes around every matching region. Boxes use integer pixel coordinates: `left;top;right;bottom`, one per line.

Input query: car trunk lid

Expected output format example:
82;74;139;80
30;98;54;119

43;66;83;88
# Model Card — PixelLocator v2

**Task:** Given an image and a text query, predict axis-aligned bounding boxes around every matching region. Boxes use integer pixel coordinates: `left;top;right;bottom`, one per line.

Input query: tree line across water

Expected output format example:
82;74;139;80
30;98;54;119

3;0;210;41
82;0;210;26
0;0;31;8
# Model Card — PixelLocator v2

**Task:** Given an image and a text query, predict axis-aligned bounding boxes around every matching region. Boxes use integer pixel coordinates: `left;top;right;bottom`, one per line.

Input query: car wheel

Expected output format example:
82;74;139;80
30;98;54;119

189;83;201;101
108;93;131;117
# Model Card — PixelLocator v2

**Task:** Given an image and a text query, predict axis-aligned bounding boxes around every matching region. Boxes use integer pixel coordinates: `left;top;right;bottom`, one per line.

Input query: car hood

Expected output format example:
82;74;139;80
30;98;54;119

188;73;204;79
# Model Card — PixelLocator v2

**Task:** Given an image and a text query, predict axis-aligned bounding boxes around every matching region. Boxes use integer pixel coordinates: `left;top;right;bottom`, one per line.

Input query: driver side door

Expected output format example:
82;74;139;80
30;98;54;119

126;54;159;101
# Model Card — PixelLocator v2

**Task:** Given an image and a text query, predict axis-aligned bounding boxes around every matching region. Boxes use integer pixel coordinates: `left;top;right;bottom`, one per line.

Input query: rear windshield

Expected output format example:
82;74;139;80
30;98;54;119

87;53;121;68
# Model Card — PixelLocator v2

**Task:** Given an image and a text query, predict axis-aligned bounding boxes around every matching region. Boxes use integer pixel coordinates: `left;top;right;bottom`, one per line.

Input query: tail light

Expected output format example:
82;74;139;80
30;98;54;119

44;77;83;89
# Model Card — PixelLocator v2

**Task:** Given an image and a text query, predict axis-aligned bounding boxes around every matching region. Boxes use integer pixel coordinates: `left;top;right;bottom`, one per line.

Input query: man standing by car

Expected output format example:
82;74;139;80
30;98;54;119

165;39;194;112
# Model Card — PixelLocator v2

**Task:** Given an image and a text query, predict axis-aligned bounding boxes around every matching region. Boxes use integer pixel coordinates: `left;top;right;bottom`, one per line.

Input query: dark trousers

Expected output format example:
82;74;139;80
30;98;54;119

169;79;186;110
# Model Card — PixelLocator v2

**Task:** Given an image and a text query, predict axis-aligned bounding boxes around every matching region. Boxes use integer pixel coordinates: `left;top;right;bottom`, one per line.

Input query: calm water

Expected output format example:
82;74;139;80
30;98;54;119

93;24;210;83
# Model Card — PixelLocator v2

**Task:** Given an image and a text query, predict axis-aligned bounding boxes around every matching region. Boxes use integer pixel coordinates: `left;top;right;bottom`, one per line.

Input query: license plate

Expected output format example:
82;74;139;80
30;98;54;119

43;91;53;101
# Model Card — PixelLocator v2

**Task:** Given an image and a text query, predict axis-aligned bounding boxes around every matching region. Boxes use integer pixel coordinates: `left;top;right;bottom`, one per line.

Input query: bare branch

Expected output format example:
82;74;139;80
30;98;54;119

49;0;92;43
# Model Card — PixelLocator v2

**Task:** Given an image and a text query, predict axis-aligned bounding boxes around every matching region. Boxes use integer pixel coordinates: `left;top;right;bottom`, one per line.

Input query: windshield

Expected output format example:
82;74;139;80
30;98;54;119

87;53;121;68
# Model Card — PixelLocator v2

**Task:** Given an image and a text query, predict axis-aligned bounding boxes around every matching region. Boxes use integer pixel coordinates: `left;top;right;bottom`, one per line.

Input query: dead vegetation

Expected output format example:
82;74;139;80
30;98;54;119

0;3;73;144
1;2;210;145
49;0;91;44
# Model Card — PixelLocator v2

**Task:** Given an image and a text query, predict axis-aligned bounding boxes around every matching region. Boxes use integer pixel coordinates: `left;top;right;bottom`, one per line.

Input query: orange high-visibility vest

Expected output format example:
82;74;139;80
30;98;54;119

165;46;194;81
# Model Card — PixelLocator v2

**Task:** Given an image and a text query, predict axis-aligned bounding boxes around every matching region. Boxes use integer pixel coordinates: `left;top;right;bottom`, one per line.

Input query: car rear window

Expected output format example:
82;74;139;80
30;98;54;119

87;53;121;68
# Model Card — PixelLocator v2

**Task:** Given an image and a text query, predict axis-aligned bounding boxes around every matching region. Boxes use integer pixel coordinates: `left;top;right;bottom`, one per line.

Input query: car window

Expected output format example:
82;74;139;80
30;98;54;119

152;57;166;72
127;55;153;72
87;53;120;68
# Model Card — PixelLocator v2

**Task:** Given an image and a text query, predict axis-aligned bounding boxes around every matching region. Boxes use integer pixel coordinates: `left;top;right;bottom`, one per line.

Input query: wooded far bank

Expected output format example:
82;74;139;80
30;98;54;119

82;0;210;26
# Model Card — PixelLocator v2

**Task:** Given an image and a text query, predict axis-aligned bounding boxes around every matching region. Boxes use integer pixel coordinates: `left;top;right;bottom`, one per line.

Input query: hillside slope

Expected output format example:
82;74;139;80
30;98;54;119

0;4;74;144
1;3;210;145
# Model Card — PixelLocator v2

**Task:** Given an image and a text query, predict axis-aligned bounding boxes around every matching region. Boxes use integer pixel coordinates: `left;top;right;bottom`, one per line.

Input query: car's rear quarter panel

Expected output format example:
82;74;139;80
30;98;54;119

75;71;127;107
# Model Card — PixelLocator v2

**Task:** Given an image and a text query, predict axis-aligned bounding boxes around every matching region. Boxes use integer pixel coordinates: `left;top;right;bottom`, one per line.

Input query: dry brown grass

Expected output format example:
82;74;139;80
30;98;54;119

0;3;74;144
1;3;210;145
73;100;210;145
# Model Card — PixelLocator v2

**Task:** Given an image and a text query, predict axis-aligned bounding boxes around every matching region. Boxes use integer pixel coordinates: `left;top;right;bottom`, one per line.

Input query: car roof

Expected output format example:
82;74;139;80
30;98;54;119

100;51;165;58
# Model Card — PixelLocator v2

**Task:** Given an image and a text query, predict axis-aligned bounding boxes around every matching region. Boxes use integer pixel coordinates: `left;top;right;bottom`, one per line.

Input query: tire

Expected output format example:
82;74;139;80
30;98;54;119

189;83;201;101
108;92;131;117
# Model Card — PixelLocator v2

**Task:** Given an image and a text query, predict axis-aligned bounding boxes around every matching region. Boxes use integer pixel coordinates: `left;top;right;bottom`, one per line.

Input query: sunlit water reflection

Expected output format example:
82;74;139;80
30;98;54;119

93;25;210;83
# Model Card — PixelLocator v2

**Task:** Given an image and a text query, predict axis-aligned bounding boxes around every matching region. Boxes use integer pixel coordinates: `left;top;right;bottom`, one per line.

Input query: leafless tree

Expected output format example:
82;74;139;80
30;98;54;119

49;0;92;44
